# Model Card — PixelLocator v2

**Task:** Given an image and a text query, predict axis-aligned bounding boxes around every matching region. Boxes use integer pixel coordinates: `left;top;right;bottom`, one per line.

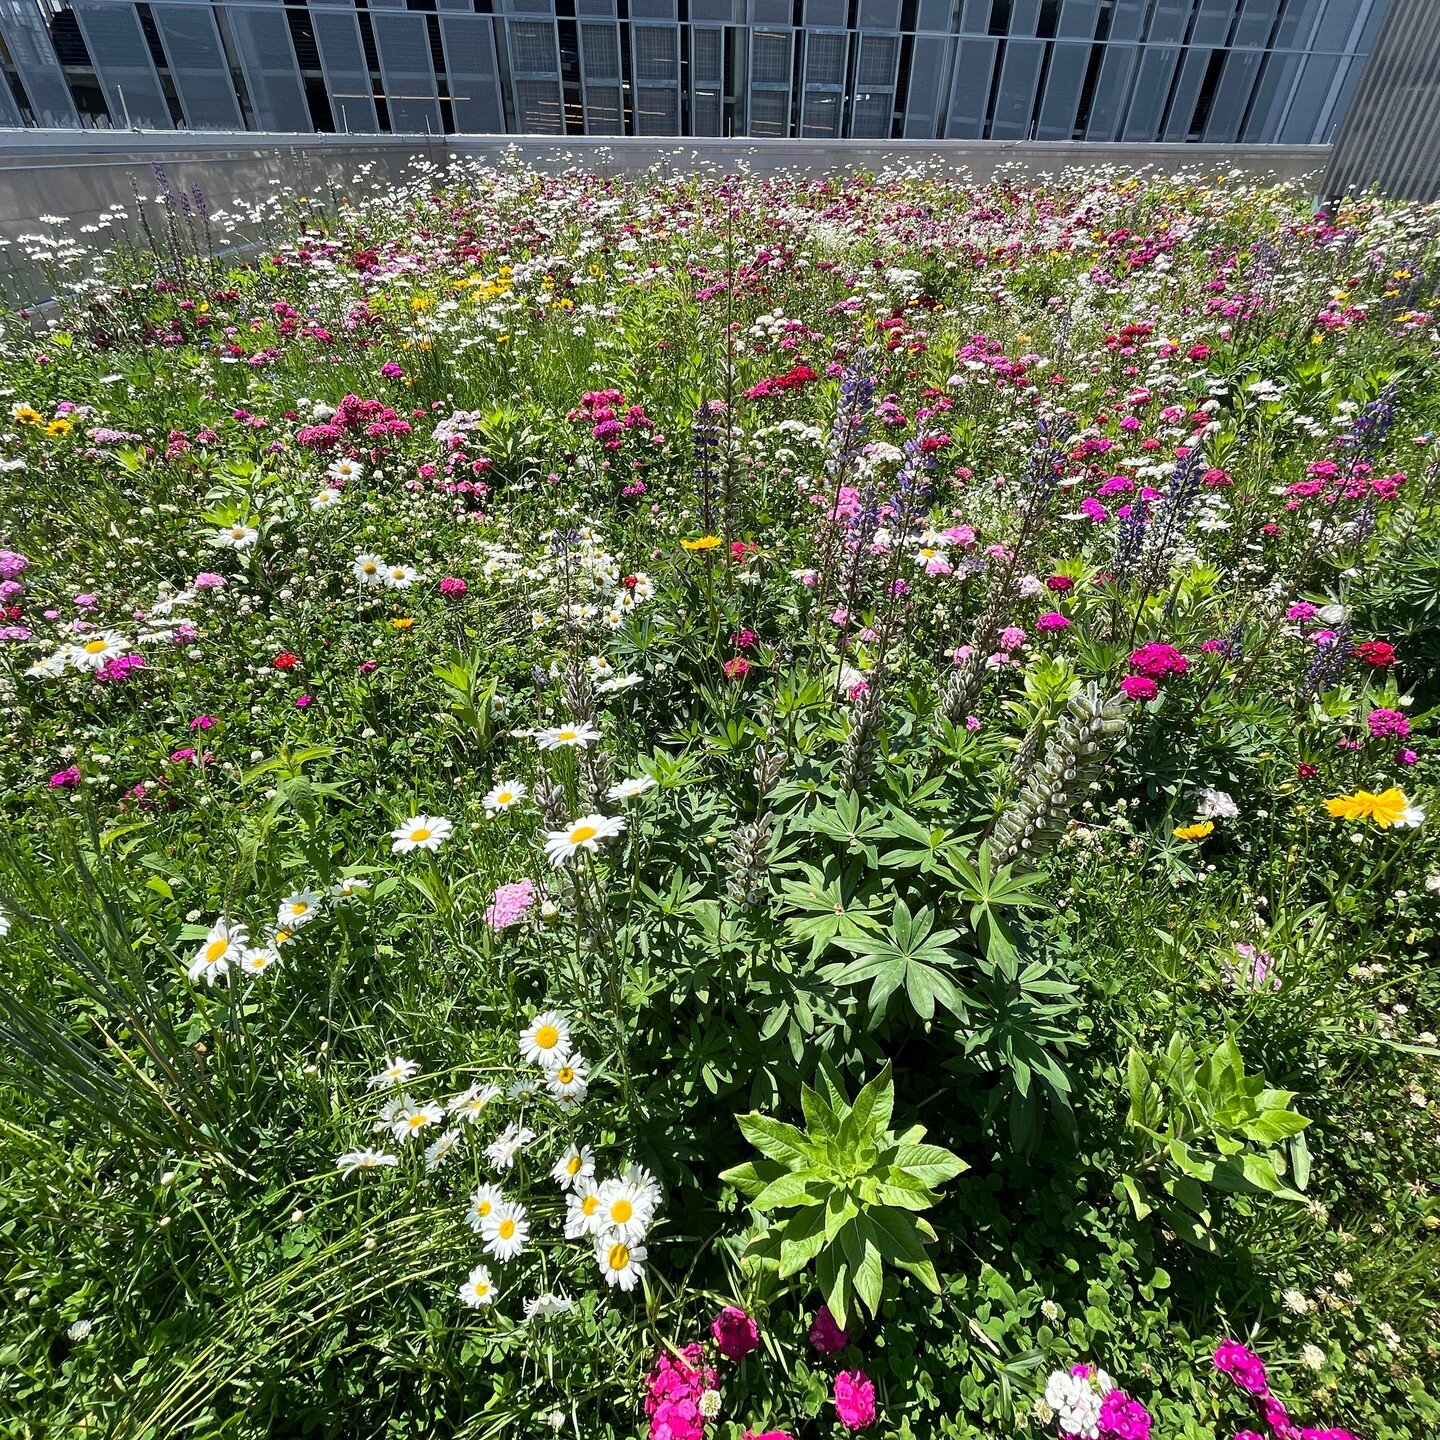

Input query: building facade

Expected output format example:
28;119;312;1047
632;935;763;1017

0;0;1390;142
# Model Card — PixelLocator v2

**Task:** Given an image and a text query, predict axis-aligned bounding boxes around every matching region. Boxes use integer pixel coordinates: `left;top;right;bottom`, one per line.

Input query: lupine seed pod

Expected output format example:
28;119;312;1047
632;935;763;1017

560;663;596;724
839;686;883;793
726;813;777;909
939;651;984;728
533;767;568;830
752;743;786;800
990;683;1130;865
579;748;613;813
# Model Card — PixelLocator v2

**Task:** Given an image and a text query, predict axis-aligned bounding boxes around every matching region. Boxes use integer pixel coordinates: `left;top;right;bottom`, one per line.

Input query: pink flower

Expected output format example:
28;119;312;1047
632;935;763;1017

1399;748;1419;766
1286;602;1317;621
1098;1388;1152;1440
1367;707;1409;739
295;694;313;709
1128;642;1188;678
484;879;535;930
48;766;81;789
1037;612;1071;632
711;1306;759;1360
1121;675;1157;701
723;657;751;680
194;572;226;591
439;576;468;598
808;1306;848;1354
999;626;1027;652
833;1370;876;1430
1213;1339;1269;1397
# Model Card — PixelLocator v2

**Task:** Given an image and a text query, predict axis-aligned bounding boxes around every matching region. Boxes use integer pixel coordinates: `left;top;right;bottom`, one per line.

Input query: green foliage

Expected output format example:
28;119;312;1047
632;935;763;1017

721;1062;967;1327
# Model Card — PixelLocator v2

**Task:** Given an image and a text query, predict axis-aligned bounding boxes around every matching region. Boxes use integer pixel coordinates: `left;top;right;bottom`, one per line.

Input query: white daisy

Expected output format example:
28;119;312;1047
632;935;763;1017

0;907;9;938
551;1143;595;1191
508;1077;540;1099
336;1148;398;1178
564;1182;606;1239
367;1056;419;1089
70;631;129;672
424;1128;463;1171
622;1162;664;1213
480;1201;529;1262
214;522;258;550
449;1082;500;1122
606;775;655;801
458;1264;496;1308
519;1011;571;1068
390;815;453;854
383;563;418;590
331;876;370;901
466;1182;506;1232
354;554;385;587
596;673;643;693
378;1095;444;1144
524;1292;575;1320
544;814;625;867
545;1052;589;1102
238;946;279;978
482;779;528;811
484;1123;536;1171
328;457;365;481
534;721;600;750
596;1178;653;1242
310;488;342;512
595;1235;646;1291
275;890;322;931
189;918;246;985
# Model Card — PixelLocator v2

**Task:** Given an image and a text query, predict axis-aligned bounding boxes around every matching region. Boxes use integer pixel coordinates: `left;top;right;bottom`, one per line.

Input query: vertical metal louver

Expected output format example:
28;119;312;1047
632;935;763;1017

440;13;505;133
311;6;379;132
369;9;442;133
72;0;172;128
228;0;311;132
154;5;244;130
0;0;80;125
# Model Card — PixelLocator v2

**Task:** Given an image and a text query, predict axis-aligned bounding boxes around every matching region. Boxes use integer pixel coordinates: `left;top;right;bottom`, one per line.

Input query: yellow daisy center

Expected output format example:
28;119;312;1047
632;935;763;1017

535;1025;559;1050
204;938;229;962
289;903;307;915
475;1200;492;1218
407;1113;429;1128
363;561;377;573
557;730;577;742
566;1155;582;1175
497;1218;516;1240
607;1242;630;1270
581;1195;600;1216
84;639;109;654
557;1067;575;1085
496;790;514;804
569;825;598;844
411;827;431;842
610;1198;633;1224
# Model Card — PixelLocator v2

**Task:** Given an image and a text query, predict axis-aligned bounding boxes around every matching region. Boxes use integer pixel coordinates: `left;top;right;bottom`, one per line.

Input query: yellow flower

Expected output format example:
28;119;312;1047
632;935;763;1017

390;617;415;631
681;535;723;552
1173;820;1214;841
1325;787;1414;827
45;418;72;437
11;404;42;425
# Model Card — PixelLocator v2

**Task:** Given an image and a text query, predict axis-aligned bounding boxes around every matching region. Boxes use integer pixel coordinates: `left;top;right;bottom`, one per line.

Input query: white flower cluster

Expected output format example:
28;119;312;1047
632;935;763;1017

1043;1368;1112;1439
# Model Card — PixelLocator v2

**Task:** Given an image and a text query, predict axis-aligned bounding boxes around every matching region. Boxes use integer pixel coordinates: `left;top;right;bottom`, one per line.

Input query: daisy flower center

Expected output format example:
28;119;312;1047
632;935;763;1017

84;639;109;654
411;827;432;841
569;825;598;844
497;1219;516;1239
407;1114;428;1128
557;730;577;742
557;1068;575;1085
204;938;229;962
535;1025;559;1050
610;1199;633;1224
475;1201;492;1218
566;1156;582;1175
607;1243;630;1270
363;561;377;573
289;903;307;916
581;1196;599;1216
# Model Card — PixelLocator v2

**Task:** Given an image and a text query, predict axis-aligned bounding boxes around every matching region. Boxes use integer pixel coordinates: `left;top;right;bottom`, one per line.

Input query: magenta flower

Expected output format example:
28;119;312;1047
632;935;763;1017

1367;707;1410;739
439;577;468;598
193;572;226;591
1213;1339;1269;1397
808;1306;848;1354
833;1370;876;1430
1037;611;1071;632
48;766;81;789
1121;675;1157;701
1128;642;1189;678
189;714;215;731
724;657;751;680
1098;1388;1152;1440
711;1306;759;1360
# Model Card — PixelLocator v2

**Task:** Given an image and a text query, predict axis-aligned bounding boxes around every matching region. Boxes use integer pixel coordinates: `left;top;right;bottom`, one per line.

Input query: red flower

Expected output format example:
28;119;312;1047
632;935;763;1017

723;656;751;680
1352;639;1396;667
1296;762;1319;779
273;652;299;671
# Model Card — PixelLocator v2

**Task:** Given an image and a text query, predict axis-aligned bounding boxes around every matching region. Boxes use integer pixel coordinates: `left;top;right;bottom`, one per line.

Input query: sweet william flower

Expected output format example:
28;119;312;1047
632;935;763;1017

711;1306;759;1360
809;1305;848;1353
1213;1339;1269;1396
833;1370;876;1430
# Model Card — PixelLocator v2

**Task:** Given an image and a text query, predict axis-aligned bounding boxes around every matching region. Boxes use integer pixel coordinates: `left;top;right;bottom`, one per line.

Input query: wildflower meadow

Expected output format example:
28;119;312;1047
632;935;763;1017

2;157;1439;1439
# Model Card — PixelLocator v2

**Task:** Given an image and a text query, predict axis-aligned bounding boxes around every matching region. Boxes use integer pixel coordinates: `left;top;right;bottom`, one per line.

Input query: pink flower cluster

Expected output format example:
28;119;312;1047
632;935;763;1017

296;394;412;450
711;1306;759;1360
1123;641;1189;700
645;1344;715;1440
1213;1340;1357;1440
1098;1387;1152;1440
483;879;535;931
568;388;656;450
1366;707;1409;739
